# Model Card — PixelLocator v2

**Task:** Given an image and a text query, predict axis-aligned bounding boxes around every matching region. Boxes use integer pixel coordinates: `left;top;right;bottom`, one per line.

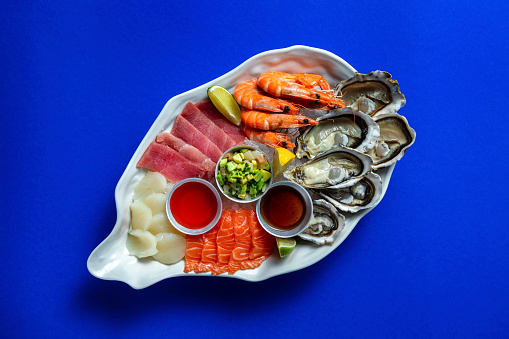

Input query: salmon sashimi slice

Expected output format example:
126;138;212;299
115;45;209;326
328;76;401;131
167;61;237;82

228;210;252;275
199;224;219;274
216;210;235;265
184;234;204;273
249;209;275;259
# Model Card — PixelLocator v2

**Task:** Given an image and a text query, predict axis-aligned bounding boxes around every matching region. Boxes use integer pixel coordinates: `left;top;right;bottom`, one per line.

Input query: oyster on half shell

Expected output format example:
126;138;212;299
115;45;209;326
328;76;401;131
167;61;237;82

295;107;380;159
334;71;406;117
299;199;345;245
367;113;416;170
316;171;383;213
283;147;372;189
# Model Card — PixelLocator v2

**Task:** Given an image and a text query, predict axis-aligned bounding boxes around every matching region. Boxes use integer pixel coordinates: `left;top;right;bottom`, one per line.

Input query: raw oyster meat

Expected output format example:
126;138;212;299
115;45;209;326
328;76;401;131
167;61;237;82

295;107;380;159
334;71;406;117
283;147;372;189
367;113;416;169
299;199;345;245
316;172;383;213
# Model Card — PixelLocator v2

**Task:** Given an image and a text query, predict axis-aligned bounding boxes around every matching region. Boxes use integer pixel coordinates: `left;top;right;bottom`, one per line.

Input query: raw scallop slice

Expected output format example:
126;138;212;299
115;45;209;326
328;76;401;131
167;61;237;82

170;115;223;162
152;233;186;265
133;171;167;201
136;142;210;183
195;99;248;144
147;213;183;236
142;193;167;215
180;102;237;152
126;230;158;258
129;201;152;231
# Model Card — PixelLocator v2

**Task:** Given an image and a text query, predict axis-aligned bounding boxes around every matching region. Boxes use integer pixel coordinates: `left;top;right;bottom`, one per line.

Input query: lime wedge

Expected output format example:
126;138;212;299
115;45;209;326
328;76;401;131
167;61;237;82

276;237;296;258
272;148;296;179
207;85;242;126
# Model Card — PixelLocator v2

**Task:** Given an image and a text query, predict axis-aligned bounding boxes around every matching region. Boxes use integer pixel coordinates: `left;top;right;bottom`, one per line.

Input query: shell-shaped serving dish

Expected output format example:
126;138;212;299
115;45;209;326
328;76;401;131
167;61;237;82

87;45;395;289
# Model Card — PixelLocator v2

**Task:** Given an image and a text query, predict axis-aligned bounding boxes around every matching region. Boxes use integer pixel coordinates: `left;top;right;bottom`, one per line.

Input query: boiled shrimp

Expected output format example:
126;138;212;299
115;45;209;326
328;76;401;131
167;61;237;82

242;125;296;149
240;108;318;130
257;72;348;108
233;80;301;113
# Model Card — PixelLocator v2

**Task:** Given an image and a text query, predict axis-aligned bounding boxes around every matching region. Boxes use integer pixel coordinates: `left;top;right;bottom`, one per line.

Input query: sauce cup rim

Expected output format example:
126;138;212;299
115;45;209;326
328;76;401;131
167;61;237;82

256;180;313;238
166;178;222;235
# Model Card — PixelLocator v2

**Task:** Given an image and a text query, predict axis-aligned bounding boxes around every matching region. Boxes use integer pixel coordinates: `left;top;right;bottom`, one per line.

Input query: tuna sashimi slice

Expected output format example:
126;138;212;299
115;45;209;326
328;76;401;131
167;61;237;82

195;99;247;145
171;115;223;162
136;142;210;183
180;102;236;152
155;132;215;178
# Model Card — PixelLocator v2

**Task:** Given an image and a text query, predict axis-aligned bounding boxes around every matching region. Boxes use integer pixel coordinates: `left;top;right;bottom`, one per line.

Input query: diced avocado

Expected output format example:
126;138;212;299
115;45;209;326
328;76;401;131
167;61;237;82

240;184;247;193
236;162;245;171
219;158;228;167
241;148;248;153
261;183;268;192
228;177;237;183
233;153;243;163
246;174;253;181
249;186;257;196
217;173;225;186
226;161;236;173
261;169;272;181
265;163;271;171
251;160;257;167
256;178;265;190
238;192;247;199
253;170;263;182
240;177;248;185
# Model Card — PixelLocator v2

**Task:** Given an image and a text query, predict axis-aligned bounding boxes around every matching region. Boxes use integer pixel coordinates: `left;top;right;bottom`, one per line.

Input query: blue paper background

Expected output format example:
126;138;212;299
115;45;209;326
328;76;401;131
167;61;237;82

1;1;508;338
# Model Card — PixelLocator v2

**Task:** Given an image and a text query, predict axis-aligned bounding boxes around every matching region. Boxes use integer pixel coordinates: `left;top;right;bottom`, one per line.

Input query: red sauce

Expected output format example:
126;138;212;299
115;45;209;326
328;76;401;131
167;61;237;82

261;185;305;229
169;181;218;229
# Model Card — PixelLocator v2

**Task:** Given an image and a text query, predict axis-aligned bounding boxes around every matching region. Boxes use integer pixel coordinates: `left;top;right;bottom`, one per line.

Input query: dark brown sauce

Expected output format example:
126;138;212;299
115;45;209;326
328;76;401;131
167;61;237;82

261;185;305;229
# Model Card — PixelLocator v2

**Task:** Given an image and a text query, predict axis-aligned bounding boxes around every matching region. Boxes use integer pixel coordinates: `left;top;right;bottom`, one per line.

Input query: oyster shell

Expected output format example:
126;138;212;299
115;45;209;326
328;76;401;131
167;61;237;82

295;107;380;159
316;172;383;213
367;113;416;169
283;147;372;189
299;199;345;245
334;71;406;117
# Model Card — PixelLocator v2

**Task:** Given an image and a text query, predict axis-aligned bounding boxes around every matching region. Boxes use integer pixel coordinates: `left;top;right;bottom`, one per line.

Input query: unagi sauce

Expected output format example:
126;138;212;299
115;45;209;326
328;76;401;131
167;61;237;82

261;185;305;229
169;181;218;229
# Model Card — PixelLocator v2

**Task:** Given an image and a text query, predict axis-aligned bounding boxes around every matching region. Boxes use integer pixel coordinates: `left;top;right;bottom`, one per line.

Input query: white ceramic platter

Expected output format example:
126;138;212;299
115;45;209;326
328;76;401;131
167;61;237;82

87;45;395;289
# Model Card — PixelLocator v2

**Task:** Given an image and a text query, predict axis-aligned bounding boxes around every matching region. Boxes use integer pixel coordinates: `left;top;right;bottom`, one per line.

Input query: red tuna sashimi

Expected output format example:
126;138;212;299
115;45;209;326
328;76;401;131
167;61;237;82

195;99;247;144
184;234;204;273
180;102;236;152
171;115;223;162
215;210;235;275
136;142;209;183
155;132;215;179
228;209;252;275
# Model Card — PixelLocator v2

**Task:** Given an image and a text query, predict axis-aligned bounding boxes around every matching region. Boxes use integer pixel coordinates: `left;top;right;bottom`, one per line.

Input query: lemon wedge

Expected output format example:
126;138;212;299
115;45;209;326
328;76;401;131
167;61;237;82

272;147;296;179
207;85;241;126
276;237;296;258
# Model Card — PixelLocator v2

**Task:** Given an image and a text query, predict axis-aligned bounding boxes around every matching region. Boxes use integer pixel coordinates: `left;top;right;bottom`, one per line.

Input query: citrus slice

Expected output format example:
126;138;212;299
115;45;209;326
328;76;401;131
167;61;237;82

207;85;241;126
272;147;296;179
276;237;297;258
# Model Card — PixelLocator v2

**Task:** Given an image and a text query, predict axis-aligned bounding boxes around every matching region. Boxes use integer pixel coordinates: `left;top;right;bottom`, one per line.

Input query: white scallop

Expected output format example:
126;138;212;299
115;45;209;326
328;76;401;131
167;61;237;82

151;233;186;265
147;213;183;236
129;201;152;231
133;171;167;201
126;230;158;258
143;193;167;215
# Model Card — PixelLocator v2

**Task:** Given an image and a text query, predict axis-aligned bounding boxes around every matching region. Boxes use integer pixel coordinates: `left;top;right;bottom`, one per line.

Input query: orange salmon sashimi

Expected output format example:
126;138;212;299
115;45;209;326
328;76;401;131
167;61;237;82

184;234;204;273
183;208;275;276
